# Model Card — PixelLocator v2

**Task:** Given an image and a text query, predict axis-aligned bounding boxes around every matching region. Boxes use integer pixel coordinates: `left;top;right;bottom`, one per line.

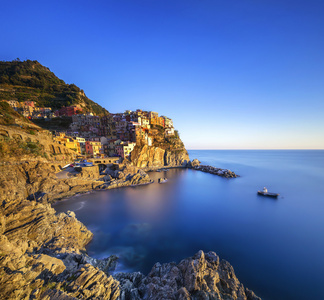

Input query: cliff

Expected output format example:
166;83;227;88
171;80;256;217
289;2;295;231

130;130;189;169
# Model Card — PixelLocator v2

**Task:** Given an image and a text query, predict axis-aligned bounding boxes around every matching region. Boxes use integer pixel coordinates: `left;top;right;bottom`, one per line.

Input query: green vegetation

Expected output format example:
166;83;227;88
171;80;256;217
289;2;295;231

0;137;46;158
0;60;109;116
0;101;26;125
148;126;185;152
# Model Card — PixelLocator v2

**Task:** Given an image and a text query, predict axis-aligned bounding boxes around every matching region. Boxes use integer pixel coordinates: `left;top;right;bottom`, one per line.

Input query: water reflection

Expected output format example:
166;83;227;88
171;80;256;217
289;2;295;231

53;151;324;300
123;186;172;221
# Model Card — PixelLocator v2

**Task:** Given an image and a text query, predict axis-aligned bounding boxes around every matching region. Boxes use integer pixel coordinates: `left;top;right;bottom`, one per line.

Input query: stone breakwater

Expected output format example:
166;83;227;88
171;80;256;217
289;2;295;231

189;159;238;178
0;160;257;300
192;165;238;178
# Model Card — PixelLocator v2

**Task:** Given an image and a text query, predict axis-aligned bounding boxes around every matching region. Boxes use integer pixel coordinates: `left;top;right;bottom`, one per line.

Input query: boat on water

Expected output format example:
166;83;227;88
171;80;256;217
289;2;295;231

257;187;279;198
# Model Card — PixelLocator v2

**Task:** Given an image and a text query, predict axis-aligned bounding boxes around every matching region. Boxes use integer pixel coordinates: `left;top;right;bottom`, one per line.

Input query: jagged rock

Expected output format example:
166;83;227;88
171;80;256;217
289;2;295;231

39;289;78;300
1;199;92;254
114;272;146;300
115;251;261;300
64;264;120;300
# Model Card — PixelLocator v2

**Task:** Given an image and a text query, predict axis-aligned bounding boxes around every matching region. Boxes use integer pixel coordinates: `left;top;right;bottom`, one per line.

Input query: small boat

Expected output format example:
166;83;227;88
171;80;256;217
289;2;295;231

158;177;168;183
257;187;279;198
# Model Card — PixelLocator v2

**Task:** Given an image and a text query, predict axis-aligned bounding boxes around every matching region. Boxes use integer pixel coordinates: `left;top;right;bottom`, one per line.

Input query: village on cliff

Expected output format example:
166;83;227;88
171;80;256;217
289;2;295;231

4;99;176;160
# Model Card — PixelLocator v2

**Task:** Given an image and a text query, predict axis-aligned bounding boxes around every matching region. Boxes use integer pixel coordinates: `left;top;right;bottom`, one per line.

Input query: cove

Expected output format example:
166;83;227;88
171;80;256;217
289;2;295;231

53;150;324;300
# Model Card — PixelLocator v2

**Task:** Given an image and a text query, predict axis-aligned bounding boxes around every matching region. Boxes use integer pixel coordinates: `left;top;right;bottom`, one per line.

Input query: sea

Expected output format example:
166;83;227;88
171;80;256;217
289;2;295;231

53;150;324;300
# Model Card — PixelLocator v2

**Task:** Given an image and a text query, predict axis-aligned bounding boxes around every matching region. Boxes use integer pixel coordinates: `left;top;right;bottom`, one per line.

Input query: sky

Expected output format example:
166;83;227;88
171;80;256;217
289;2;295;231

1;0;324;149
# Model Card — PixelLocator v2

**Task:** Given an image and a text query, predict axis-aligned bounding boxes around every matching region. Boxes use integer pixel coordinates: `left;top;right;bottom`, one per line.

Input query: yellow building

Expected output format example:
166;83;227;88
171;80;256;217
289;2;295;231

54;133;79;153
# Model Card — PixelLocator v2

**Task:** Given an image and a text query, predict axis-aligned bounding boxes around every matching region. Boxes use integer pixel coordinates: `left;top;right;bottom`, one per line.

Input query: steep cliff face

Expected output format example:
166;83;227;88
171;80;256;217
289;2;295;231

164;149;190;167
130;142;189;169
130;145;165;168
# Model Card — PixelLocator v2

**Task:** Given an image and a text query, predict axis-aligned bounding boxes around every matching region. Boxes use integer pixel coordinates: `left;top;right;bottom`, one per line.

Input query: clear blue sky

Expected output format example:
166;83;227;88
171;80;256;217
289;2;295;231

1;0;324;149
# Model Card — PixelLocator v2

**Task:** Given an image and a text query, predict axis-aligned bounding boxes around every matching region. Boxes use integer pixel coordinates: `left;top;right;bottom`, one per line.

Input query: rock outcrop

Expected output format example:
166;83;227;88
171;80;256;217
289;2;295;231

0;197;98;299
164;149;190;167
130;145;189;169
105;163;153;189
0;161;103;204
130;145;165;168
115;250;261;300
0;158;124;299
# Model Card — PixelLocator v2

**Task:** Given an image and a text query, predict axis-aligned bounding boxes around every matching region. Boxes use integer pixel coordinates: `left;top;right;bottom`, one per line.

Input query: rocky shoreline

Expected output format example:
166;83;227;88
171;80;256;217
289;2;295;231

0;159;256;300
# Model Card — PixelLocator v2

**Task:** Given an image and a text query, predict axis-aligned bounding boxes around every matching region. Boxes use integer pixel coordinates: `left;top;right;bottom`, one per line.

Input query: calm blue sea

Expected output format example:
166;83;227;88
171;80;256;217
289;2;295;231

53;150;324;300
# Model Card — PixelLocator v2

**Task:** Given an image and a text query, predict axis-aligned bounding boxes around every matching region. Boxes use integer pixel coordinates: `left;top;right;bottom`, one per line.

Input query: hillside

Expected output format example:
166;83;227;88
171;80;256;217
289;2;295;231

0;100;34;127
0;101;76;161
0;59;108;116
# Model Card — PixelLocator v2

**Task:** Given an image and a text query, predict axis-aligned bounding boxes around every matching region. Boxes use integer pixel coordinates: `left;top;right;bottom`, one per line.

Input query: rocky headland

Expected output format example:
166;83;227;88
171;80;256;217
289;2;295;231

0;135;248;299
0;62;253;299
130;140;190;170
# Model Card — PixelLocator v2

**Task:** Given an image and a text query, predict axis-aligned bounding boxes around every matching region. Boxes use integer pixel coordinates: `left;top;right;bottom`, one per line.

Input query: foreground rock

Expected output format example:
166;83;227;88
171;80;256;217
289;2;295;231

115;250;261;300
